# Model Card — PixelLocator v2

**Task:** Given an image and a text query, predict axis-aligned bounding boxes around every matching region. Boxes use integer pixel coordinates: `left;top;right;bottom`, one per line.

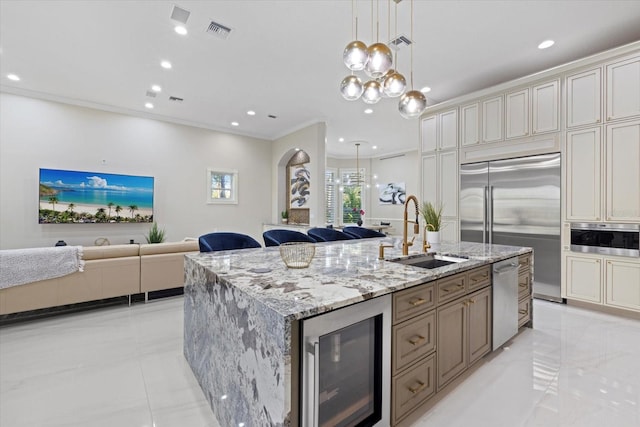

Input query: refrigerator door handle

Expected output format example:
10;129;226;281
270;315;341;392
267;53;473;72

483;186;489;244
488;185;494;245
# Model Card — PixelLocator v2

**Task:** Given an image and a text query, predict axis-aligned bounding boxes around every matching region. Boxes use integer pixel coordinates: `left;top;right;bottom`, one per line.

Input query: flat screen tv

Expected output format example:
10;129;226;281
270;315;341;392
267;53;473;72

39;168;154;224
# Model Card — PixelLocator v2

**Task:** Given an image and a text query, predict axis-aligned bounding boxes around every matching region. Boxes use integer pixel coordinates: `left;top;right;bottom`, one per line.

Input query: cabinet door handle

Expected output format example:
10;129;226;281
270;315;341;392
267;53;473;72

519;283;528;288
409;297;426;307
442;284;464;293
596;119;601;123
408;380;426;394
408;335;426;346
469;299;476;304
519;309;528;315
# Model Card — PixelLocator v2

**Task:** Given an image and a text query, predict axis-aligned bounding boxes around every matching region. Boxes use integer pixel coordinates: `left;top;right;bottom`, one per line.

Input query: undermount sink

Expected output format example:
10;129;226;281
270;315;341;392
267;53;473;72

389;253;469;269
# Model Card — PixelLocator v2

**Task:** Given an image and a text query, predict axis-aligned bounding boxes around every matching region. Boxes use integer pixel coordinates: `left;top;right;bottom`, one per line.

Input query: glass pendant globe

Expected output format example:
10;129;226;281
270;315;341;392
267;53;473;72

343;40;368;71
362;80;383;104
383;71;407;98
398;90;427;119
364;43;393;78
340;75;364;101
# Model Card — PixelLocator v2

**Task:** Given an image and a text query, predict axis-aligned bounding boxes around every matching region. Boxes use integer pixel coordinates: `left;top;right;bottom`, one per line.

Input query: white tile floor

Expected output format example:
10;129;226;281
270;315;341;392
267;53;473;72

1;297;639;427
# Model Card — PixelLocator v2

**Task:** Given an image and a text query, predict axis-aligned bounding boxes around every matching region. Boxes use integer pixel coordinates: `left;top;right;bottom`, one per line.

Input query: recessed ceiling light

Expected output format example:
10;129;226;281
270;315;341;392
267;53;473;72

231;121;239;126
174;25;188;35
338;137;344;142
421;86;431;93
7;74;20;81
247;110;256;116
161;60;172;69
144;102;154;109
372;145;377;149
364;108;373;114
295;148;300;151
151;85;162;92
538;40;555;49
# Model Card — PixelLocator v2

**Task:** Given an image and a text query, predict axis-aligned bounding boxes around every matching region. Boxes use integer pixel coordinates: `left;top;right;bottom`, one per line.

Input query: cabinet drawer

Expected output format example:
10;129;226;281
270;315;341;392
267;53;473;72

518;253;532;273
393;283;436;324
392;311;436;375
392;353;435;425
437;273;467;304
468;265;491;291
518;272;531;300
518;298;532;327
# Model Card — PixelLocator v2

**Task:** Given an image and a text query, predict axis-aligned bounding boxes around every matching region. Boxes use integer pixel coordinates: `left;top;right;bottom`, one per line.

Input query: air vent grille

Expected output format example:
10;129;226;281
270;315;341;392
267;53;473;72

389;35;412;50
169;96;184;102
268;114;277;119
206;20;232;39
171;5;190;24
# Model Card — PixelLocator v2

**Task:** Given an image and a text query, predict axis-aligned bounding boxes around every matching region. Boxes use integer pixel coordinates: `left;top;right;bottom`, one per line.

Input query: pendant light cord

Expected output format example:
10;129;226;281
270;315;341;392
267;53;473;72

410;0;414;89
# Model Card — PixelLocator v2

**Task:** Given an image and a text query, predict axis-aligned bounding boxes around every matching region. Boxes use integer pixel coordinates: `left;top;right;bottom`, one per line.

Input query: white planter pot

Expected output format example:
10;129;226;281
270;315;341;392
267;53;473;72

427;231;440;245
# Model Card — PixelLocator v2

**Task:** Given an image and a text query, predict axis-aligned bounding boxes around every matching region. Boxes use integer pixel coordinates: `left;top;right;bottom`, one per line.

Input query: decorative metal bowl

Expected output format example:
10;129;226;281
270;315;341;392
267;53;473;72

279;242;315;269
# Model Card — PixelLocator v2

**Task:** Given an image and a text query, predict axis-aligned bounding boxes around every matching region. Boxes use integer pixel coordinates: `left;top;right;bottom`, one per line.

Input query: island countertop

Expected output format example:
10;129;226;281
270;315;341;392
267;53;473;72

184;239;532;322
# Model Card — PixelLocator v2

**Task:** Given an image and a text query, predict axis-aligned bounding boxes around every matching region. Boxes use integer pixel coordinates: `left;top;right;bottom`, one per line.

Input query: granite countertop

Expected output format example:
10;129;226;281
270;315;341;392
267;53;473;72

185;238;532;322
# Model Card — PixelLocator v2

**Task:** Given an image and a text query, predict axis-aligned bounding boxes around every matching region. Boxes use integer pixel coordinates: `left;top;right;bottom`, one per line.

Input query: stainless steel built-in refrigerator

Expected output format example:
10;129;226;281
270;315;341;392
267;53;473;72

460;153;562;302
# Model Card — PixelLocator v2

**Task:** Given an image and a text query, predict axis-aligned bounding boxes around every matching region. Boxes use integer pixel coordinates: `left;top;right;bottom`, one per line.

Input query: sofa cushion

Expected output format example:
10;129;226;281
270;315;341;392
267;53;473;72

139;241;199;256
82;244;139;260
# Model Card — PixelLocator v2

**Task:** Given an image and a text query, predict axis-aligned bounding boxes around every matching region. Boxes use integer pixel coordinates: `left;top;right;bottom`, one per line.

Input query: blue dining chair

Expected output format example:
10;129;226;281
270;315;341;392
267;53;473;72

198;232;262;252
307;227;354;242
262;229;316;247
343;226;386;239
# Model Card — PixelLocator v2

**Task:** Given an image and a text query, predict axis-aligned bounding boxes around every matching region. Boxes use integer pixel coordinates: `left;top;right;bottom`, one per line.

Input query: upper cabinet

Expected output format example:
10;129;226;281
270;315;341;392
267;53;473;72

567;68;602;128
505;89;529;139
460;102;480;147
532;79;559;134
421;109;458;152
606;54;640;122
605;119;640;222
482;96;503;143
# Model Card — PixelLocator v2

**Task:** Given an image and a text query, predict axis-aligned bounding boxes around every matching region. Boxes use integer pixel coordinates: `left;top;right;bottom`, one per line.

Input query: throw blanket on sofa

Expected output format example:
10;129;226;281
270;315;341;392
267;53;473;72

0;246;84;290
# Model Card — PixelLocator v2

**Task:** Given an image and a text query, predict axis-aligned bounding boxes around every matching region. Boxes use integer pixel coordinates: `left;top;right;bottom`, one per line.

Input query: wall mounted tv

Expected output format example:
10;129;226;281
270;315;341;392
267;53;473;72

39;168;154;224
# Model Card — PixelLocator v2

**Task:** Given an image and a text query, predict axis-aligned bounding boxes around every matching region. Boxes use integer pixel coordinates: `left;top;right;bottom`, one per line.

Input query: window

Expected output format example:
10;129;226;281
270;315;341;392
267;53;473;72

325;169;337;224
340;168;365;225
207;168;238;204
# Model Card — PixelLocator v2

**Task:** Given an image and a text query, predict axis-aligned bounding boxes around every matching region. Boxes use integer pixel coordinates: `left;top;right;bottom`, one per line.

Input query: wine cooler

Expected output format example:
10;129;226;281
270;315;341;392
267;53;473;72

301;294;391;427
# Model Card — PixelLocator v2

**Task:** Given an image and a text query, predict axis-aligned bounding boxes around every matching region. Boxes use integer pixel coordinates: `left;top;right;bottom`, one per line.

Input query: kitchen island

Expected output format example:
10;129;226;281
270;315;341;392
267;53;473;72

183;239;532;427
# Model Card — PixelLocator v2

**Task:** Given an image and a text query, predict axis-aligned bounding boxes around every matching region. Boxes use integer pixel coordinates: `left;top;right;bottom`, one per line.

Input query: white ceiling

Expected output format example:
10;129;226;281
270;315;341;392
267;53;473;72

2;1;640;158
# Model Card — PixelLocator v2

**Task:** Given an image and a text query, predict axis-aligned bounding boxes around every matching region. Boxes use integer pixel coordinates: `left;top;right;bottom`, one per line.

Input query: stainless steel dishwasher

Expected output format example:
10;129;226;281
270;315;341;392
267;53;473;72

492;257;520;350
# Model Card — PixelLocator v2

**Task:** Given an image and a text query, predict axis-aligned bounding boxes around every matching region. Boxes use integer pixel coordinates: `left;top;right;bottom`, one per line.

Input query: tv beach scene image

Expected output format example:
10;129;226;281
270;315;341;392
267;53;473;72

39;168;154;224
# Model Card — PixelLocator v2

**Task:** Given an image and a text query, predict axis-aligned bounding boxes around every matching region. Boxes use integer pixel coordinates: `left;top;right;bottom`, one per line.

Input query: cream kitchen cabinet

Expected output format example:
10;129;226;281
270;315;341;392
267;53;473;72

482;95;503;143
566;67;602;128
421;109;458;152
460;102;480;146
565;127;602;221
421;150;458;230
605;120;640;222
506;88;529;139
565;120;640;223
532;79;559;134
606;259;640;311
605;54;640;122
565;254;603;303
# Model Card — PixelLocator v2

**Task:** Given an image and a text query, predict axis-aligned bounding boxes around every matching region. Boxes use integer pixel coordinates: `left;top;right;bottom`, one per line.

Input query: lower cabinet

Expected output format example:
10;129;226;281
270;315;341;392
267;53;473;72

564;252;640;312
436;287;492;390
518;253;533;327
391;265;494;425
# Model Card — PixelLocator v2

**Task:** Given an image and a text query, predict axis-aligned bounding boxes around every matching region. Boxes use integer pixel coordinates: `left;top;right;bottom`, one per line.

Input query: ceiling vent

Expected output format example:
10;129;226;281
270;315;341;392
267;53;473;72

206;20;232;40
170;5;190;24
268;114;277;119
169;96;184;102
389;35;412;50
145;91;157;98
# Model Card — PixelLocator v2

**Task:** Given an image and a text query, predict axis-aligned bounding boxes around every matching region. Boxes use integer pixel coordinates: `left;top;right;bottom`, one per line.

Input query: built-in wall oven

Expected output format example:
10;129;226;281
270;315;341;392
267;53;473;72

301;294;391;427
570;223;640;257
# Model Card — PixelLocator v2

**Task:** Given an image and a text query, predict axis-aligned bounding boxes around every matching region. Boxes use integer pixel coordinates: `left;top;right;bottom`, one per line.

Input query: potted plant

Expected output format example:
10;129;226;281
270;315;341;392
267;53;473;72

420;202;443;244
145;222;166;244
281;210;288;224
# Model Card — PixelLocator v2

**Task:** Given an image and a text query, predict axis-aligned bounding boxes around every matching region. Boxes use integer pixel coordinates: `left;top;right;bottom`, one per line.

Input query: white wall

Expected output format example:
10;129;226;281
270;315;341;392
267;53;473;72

0;93;273;249
271;122;326;226
327;150;420;234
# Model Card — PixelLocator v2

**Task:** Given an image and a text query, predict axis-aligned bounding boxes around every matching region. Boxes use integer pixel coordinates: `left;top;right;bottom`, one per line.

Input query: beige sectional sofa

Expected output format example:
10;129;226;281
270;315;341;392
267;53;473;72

0;240;199;315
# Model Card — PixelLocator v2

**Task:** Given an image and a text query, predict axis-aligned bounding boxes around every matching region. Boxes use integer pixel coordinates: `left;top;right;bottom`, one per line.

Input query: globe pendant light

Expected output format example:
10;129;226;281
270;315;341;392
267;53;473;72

365;42;393;78
398;0;426;119
383;70;406;97
344;40;368;71
362;80;382;104
340;74;364;100
399;90;427;118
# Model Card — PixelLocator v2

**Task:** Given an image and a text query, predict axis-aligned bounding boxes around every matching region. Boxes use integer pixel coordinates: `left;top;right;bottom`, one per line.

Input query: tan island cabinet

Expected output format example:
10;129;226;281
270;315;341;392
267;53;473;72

391;264;495;425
